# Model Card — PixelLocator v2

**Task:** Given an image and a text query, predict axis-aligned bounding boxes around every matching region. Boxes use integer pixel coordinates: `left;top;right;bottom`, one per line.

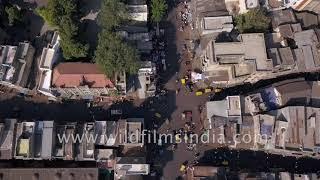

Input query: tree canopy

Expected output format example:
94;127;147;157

151;0;168;23
235;8;270;33
97;0;128;31
94;0;140;77
5;6;21;26
95;31;139;77
36;0;88;59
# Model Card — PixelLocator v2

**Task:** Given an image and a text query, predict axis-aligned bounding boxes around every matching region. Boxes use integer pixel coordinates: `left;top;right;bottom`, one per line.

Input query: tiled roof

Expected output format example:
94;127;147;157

52;63;114;88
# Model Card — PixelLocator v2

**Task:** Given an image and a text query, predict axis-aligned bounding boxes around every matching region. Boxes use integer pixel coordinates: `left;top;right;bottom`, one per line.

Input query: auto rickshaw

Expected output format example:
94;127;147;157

195;91;203;96
214;88;223;93
205;88;212;93
175;134;181;142
180;164;186;172
181;78;186;85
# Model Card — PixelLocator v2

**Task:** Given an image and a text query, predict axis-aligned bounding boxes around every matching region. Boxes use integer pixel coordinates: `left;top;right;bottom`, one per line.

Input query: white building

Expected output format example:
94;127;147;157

38;32;60;97
128;5;148;22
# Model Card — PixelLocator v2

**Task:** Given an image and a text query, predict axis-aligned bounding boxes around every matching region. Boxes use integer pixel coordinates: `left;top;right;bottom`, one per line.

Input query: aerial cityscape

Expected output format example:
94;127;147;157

1;0;320;179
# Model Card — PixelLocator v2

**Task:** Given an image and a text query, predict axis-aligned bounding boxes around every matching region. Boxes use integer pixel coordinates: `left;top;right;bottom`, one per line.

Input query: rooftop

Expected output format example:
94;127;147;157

15;122;35;159
39;48;56;70
206;96;243;125
201;16;233;35
0;119;16;160
0;168;99;180
128;5;148;22
272;78;312;106
40;121;54;159
0;42;35;87
38;70;52;95
115;157;150;179
52;63;114;88
213;33;271;71
118;119;144;146
271;9;297;29
54;124;75;160
95;121;118;146
296;11;319;29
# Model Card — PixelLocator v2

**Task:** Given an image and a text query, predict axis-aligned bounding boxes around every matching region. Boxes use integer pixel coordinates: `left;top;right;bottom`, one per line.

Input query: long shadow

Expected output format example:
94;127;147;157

80;0;102;15
198;148;320;174
4;5;45;44
0;96;94;123
211;72;309;101
81;19;101;56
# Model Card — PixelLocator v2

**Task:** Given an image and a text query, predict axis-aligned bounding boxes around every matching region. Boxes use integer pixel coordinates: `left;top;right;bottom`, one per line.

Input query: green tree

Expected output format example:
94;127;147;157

235;8;270;33
59;17;89;59
35;7;55;26
36;0;88;59
95;31;139;77
98;0;128;31
5;6;21;26
151;0;167;23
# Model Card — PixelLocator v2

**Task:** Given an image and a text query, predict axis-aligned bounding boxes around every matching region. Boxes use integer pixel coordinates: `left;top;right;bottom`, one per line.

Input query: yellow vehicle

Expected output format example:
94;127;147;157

196;91;203;96
155;113;161;118
181;78;186;85
175;134;181;142
180;164;186;172
214;88;223;93
205;88;212;93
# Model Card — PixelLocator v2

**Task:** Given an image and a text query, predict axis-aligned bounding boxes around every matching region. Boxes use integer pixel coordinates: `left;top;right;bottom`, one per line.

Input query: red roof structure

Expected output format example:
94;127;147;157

52;63;114;88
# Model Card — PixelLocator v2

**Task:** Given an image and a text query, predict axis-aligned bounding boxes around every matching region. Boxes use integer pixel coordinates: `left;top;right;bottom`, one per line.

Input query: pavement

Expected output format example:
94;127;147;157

148;2;212;179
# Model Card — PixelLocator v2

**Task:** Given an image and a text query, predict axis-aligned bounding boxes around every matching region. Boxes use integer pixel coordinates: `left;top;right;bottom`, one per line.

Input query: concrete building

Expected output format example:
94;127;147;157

0;168;99;180
14;122;36;159
198;16;234;36
293;29;320;71
187;166;320;180
53;123;76;160
128;5;148;22
38;32;60;97
33;121;54;160
114;157;150;180
118;118;144;147
0;42;35;90
95;149;115;169
225;0;259;14
0;119;16;160
136;61;157;99
52;62;116;99
266;10;320;74
206;96;243;126
293;0;320;14
268;106;320;154
76;122;95;161
264;79;312;107
201;33;272;85
203;78;320;154
95;121;118;146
